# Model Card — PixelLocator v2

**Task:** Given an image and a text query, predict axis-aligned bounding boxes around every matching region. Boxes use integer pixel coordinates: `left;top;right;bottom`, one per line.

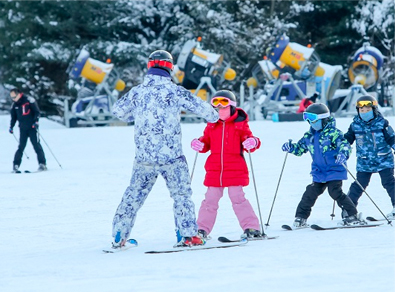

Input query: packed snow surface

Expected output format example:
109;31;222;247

0;115;393;292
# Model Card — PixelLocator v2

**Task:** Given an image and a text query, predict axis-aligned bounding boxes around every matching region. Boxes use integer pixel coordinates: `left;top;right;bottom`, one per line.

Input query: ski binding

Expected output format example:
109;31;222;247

310;223;383;231
103;239;138;253
281;224;310;231
145;238;248;254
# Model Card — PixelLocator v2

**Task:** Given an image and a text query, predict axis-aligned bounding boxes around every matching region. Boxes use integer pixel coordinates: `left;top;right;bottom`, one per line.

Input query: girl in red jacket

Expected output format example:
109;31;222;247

191;90;262;239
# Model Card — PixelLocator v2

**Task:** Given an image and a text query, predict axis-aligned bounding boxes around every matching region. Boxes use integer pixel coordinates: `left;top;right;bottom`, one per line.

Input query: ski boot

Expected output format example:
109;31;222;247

174;235;206;247
341;209;349;219
242;228;263;239
293;217;308;228
12;165;21;173
341;213;366;226
38;164;47;171
197;229;210;240
112;231;127;248
386;207;395;220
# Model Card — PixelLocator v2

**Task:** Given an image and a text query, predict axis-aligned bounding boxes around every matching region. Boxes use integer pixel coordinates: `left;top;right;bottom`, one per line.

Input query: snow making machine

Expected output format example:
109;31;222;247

331;42;393;116
172;38;236;121
64;49;126;127
245;34;342;121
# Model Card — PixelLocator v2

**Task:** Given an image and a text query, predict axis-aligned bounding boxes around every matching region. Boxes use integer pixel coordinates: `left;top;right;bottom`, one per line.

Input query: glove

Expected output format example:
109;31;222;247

191;138;204;152
32;121;39;129
242;137;257;150
282;141;294;152
9;127;13;134
335;153;347;165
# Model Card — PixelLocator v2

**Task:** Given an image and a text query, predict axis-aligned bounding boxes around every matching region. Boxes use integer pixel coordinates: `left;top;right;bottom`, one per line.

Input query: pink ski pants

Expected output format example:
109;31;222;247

197;186;260;234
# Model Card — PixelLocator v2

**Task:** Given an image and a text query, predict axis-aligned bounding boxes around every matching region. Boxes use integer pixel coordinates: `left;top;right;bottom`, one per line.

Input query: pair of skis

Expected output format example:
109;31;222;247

282;221;384;231
13;170;42;174
103;234;278;254
281;215;390;231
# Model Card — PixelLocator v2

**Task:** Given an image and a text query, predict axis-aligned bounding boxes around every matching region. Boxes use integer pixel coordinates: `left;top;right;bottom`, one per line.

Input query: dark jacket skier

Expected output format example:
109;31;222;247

9;88;46;172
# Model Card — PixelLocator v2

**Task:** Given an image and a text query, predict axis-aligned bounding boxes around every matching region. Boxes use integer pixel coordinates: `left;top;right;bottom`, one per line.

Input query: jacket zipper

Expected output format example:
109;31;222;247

220;121;225;187
371;131;377;149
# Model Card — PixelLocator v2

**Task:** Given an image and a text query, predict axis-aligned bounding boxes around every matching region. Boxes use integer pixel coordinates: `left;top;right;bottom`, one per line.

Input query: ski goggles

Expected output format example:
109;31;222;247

303;112;330;123
211;97;237;108
356;100;378;108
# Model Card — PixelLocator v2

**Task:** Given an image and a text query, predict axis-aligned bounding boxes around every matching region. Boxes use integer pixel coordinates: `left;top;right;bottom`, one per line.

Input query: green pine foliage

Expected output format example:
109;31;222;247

0;0;393;116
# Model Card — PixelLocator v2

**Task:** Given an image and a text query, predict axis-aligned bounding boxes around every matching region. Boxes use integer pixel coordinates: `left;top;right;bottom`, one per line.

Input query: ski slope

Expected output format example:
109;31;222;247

0;114;394;292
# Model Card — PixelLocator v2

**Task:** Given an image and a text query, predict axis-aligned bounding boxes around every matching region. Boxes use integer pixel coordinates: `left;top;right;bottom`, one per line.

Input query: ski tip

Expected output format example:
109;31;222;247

310;224;325;230
281;225;292;231
128;239;138;246
217;236;233;243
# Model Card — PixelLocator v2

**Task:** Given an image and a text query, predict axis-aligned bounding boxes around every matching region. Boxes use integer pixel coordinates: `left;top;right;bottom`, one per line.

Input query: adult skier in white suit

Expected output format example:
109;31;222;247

111;50;219;248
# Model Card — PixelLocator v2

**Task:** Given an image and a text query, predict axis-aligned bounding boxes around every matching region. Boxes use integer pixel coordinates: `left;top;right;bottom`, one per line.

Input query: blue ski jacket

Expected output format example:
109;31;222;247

344;113;395;172
289;117;351;183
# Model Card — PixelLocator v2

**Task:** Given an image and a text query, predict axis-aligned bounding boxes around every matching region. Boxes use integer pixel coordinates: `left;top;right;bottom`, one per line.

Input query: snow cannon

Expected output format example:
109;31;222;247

172;39;236;101
64;49;126;127
348;43;384;90
267;34;320;80
250;34;342;102
69;49;125;92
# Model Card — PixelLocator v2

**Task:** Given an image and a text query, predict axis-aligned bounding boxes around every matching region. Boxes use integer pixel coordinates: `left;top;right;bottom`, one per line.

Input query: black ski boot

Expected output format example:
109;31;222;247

38;164;47;171
341;213;366;226
293;217;308;228
12;165;21;173
242;228;263;239
197;229;209;239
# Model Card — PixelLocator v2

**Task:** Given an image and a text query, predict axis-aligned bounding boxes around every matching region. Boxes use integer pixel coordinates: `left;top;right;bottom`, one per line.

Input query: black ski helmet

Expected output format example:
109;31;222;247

355;95;378;118
211;90;237;115
147;50;174;74
305;103;331;127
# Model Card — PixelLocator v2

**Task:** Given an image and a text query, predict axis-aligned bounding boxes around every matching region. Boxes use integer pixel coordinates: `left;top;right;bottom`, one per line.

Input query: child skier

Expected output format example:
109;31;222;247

191;90;263;239
281;103;363;227
111;50;219;249
343;95;395;219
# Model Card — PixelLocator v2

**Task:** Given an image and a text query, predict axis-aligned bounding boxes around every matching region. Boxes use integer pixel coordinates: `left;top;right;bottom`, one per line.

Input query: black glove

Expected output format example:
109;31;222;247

9;127;13;134
32;121;39;129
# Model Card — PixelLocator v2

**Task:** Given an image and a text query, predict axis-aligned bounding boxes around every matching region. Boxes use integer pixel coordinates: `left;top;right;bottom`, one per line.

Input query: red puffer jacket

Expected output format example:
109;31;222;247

198;108;261;187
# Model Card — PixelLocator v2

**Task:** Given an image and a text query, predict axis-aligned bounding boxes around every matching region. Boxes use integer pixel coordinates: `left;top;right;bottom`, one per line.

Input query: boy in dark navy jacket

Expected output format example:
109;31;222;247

344;95;395;219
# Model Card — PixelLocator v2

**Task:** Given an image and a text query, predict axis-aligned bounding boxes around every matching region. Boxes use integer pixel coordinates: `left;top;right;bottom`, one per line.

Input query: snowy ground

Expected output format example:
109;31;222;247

0;114;394;292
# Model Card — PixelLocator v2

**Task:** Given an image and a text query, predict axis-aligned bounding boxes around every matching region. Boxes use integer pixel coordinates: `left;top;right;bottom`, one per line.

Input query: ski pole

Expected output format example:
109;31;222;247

265;150;289;227
38;131;63;169
330;200;336;220
342;163;392;225
247;150;265;235
12;133;30;159
190;152;198;182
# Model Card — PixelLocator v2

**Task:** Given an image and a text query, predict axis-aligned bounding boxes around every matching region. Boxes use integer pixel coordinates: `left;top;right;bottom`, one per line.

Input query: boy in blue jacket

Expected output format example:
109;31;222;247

282;103;363;227
343;95;395;219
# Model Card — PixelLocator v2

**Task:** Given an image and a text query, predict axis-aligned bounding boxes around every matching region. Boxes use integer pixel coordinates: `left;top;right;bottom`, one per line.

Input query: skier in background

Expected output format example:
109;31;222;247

281;103;364;227
296;91;319;113
111;50;219;249
9;88;47;173
191;90;263;239
343;95;395;219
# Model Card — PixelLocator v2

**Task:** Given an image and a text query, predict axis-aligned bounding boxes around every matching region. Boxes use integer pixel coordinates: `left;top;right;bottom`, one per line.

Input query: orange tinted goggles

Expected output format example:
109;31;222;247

211;97;237;107
356;100;378;108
